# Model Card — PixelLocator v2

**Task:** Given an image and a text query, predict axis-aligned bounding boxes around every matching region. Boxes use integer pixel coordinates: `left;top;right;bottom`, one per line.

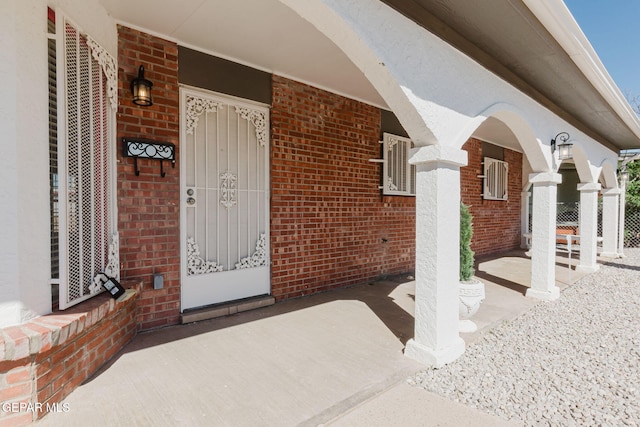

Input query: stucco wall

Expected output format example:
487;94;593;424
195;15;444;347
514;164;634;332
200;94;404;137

0;0;116;327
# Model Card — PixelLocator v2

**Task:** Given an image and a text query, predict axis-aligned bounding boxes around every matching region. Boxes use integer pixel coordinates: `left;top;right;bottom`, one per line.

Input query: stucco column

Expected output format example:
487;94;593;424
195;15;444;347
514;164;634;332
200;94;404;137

618;180;627;257
521;190;531;248
600;188;620;258
0;2;52;327
526;172;561;300
576;182;601;273
404;145;467;368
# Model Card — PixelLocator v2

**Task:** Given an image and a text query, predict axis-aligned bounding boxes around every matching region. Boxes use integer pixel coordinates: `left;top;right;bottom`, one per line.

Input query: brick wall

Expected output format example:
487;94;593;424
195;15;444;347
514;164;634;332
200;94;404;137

461;138;523;256
270;76;415;300
115;29;522;319
117;26;181;330
0;284;140;426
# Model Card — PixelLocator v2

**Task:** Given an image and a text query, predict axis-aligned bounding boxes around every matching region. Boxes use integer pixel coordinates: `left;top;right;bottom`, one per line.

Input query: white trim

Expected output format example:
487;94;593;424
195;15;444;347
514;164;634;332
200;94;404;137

523;0;640;142
179;84;271;110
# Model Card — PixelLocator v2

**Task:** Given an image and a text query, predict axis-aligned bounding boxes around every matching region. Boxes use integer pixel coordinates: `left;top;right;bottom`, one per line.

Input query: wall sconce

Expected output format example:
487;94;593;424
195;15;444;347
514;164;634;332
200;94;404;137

619;169;630;182
130;65;153;106
551;132;573;160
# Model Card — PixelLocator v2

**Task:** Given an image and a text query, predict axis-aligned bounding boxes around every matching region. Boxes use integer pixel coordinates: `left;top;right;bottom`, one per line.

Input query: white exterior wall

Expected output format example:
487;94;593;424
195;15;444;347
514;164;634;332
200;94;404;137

0;0;116;327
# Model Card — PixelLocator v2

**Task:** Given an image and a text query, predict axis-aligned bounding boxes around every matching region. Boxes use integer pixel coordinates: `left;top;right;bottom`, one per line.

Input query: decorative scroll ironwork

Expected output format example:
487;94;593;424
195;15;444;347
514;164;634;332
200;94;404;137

86;36;118;110
236;106;267;146
185;96;224;134
105;232;120;281
219;170;238;209
123;138;176;177
386;135;400;150
187;237;224;275
235;234;268;269
386;135;401;192
89;232;120;294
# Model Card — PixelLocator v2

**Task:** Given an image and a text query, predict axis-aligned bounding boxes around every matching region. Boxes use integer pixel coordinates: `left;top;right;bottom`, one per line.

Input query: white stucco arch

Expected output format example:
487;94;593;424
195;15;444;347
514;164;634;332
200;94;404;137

457;103;550;173
277;0;439;146
277;0;613;159
600;161;618;189
568;144;598;184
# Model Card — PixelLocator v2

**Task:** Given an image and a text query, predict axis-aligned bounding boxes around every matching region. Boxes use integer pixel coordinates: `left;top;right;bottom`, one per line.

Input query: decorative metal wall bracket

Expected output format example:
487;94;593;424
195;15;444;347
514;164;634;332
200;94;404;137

123;138;176;177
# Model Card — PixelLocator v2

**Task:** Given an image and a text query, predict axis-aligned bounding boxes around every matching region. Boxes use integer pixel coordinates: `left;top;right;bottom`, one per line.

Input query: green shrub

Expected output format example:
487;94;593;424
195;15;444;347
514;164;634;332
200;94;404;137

460;202;475;281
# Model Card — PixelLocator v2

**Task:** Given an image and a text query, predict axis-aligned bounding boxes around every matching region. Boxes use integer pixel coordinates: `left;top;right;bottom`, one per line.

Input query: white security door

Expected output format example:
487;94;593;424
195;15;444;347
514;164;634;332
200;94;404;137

180;88;270;310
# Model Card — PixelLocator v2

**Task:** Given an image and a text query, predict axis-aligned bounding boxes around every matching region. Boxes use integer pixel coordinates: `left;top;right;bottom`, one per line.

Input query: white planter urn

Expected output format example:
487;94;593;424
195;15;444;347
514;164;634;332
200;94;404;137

459;279;485;333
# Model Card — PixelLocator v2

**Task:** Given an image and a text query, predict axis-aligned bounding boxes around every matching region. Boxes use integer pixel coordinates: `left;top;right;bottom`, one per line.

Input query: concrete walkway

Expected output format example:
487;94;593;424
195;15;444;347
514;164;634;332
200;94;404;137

35;251;584;426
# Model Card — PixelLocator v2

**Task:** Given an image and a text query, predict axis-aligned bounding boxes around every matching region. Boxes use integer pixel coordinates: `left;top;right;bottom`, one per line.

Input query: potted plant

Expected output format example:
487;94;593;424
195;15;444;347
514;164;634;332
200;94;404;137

459;202;485;333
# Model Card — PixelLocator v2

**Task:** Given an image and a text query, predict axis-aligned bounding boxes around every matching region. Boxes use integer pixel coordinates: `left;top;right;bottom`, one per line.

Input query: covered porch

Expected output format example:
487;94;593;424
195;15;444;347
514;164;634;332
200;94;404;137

4;1;640;422
34;249;612;426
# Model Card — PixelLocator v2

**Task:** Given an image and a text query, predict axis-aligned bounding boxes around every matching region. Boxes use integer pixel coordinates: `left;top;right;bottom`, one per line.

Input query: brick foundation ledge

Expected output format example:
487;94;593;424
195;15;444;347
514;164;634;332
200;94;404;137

0;280;142;426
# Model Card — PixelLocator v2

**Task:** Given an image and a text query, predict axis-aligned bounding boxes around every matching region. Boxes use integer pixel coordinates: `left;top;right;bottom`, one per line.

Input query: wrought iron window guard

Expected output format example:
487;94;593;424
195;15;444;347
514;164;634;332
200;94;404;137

123;138;176;177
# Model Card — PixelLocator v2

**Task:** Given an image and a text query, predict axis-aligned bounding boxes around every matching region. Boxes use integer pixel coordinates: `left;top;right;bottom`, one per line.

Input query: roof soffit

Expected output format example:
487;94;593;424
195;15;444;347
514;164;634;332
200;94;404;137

380;0;640;151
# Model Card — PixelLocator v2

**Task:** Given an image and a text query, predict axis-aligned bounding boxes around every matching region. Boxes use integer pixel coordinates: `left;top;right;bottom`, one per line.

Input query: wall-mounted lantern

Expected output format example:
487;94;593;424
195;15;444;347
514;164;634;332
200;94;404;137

130;65;153;106
619;169;630;182
551;132;573;161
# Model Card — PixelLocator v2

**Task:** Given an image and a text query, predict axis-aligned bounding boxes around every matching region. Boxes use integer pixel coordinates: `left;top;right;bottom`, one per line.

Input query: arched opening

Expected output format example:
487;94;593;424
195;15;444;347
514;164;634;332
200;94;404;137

456;109;547;258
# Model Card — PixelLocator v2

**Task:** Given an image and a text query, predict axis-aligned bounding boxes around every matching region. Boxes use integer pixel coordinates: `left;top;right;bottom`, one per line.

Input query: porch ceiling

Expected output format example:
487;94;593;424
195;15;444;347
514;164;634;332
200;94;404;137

100;0;386;107
100;0;640;151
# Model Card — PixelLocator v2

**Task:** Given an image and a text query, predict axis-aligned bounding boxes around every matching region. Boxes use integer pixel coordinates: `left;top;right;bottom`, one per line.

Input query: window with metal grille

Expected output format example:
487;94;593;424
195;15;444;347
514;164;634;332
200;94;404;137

382;133;416;196
49;9;119;309
483;157;508;200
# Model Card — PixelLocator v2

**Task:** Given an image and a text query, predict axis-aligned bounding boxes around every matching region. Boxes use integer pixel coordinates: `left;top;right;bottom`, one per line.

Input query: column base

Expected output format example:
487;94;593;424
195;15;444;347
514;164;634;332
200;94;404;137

575;264;600;273
526;286;560;301
459;319;477;333
599;252;621;259
404;337;465;368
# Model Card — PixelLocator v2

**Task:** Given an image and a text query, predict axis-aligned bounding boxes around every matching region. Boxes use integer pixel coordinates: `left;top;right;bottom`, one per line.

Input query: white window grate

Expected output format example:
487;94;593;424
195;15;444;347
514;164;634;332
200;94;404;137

483;157;508;200
382;133;416;196
54;16;118;309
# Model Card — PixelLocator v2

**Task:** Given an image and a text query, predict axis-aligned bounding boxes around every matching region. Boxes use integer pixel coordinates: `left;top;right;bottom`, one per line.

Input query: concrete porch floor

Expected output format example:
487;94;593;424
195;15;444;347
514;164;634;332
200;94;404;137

35;250;589;427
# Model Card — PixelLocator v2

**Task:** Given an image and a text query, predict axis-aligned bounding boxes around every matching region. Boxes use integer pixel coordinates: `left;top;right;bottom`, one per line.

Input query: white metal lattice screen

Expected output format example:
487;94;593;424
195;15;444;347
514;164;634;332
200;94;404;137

58;18;116;309
382;133;416;196
483;157;509;200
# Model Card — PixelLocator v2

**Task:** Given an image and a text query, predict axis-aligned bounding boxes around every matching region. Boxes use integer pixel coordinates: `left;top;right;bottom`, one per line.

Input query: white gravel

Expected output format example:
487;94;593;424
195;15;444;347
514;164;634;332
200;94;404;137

409;248;640;426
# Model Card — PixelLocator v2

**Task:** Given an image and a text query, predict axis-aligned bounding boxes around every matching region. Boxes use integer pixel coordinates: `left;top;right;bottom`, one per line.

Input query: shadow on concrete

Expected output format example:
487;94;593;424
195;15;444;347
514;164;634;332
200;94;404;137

474;250;531;296
85;274;417;384
600;260;640;272
474;269;529;296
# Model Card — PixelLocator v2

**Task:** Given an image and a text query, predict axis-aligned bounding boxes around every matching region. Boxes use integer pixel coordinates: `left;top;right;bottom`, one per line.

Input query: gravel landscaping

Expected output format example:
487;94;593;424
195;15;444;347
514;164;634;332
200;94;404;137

409;248;640;426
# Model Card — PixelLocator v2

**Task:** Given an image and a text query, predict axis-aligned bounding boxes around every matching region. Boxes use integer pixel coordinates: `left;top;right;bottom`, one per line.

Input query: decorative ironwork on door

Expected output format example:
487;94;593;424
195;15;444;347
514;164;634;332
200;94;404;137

183;93;269;276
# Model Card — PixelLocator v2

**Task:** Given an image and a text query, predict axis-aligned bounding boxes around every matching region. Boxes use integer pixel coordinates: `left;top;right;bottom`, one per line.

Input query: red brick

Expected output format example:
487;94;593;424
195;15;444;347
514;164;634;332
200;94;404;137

117;25;180;329
6;366;31;384
0;382;32;401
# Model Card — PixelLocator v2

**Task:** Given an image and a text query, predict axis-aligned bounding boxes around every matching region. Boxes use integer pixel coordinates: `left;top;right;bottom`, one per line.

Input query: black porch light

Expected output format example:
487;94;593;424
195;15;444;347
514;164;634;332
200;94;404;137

130;65;153;106
551;132;573;160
